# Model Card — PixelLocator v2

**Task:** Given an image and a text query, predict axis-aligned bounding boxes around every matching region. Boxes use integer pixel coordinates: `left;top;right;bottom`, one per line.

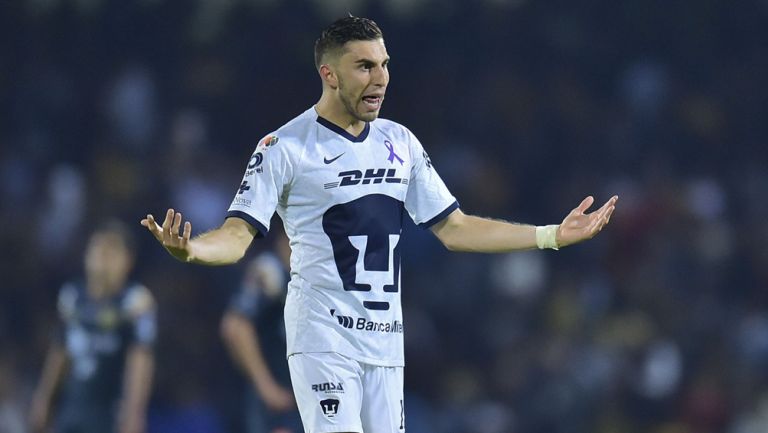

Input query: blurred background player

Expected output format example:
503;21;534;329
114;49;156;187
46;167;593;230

220;231;301;433
29;221;156;433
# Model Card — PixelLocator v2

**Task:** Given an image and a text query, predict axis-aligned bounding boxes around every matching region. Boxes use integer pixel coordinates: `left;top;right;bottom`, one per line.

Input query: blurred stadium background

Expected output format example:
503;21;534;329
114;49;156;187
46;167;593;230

2;0;768;432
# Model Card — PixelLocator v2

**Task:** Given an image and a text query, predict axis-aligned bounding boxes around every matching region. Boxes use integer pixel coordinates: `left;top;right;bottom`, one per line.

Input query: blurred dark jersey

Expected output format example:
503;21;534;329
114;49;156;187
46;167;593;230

227;281;289;386
227;254;303;433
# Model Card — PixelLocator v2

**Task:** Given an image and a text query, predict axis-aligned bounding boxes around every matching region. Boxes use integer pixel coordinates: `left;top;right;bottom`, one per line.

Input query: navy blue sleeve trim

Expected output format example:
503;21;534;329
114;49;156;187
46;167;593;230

226;210;268;238
418;201;460;229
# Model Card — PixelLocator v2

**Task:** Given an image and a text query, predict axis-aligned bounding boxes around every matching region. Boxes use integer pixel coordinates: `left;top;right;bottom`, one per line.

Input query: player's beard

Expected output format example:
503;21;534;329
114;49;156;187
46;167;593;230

338;75;378;123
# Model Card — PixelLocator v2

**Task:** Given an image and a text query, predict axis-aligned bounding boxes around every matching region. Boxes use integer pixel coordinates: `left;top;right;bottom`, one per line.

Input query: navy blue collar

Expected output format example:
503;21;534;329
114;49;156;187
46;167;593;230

316;116;370;143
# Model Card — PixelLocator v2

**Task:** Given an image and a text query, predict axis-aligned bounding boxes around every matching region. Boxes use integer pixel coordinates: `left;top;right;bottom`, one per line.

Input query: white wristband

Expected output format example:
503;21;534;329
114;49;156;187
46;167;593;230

536;225;560;250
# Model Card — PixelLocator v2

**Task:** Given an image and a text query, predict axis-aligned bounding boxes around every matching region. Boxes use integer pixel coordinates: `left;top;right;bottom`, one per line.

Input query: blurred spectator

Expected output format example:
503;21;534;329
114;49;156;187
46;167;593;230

35;164;87;261
104;64;158;152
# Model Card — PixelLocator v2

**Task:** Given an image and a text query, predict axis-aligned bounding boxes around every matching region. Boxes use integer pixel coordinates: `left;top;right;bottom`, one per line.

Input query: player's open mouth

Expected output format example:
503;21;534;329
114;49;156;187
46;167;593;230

362;95;382;109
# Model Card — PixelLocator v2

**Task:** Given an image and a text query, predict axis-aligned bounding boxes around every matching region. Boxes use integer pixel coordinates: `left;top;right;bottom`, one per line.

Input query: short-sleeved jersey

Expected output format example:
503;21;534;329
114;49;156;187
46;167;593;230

56;281;156;407
227;107;458;366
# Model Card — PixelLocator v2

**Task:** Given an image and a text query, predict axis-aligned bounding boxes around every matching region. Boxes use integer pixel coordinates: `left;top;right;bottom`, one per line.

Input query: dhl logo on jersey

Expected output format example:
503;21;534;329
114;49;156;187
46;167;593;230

323;169;409;190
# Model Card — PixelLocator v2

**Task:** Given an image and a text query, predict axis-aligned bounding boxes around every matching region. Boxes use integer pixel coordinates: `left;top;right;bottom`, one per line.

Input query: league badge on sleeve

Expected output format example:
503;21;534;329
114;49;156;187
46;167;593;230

257;135;280;150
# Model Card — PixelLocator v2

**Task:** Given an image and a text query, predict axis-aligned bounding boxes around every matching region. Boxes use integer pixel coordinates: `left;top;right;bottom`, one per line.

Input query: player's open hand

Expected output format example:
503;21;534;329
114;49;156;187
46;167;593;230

140;209;193;262
556;195;618;248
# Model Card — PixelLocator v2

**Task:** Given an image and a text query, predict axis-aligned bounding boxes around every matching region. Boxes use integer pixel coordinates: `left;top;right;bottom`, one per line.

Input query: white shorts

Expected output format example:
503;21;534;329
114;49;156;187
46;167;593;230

288;352;405;433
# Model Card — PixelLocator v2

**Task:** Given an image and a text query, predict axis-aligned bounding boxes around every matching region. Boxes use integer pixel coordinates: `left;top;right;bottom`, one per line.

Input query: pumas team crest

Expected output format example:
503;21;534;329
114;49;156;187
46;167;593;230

320;398;340;418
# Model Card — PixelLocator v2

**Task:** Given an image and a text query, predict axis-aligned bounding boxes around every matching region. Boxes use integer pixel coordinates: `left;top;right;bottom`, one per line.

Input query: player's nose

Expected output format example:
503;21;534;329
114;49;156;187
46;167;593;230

372;66;389;86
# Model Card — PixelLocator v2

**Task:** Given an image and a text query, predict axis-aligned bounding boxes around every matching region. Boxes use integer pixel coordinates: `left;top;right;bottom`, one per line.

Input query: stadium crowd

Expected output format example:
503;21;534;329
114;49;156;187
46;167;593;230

2;0;768;432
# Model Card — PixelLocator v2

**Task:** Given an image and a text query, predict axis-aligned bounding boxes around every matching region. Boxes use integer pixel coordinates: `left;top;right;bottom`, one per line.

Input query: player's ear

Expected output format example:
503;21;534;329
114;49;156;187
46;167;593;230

319;64;339;90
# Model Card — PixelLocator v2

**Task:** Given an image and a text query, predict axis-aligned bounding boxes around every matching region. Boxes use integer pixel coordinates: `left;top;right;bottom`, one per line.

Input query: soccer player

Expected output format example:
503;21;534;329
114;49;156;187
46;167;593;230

30;222;156;433
141;16;617;433
221;233;302;433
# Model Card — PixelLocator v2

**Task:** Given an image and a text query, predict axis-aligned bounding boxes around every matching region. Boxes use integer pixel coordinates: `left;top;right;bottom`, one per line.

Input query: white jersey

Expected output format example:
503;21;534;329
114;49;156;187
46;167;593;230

228;106;458;366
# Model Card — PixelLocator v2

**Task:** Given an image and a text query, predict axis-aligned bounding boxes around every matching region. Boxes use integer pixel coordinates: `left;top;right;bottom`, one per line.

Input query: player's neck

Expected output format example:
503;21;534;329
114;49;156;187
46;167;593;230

86;278;121;300
315;96;366;137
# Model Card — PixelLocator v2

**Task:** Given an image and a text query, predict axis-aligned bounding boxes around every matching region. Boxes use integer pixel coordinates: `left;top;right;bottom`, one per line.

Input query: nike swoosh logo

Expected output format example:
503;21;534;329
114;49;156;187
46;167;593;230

324;153;345;164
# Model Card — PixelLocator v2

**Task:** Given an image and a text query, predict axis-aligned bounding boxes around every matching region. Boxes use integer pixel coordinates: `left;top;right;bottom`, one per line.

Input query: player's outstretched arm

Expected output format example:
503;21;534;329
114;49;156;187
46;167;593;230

141;209;256;265
118;288;156;433
29;343;69;433
117;345;154;433
430;195;618;252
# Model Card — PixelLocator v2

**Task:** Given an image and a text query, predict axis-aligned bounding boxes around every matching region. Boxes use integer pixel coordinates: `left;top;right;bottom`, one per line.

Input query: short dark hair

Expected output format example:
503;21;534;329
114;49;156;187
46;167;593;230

92;219;136;257
314;16;383;68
